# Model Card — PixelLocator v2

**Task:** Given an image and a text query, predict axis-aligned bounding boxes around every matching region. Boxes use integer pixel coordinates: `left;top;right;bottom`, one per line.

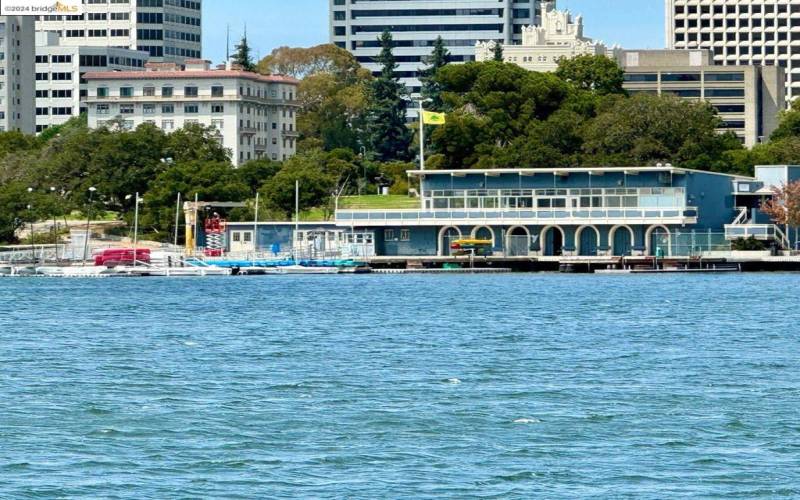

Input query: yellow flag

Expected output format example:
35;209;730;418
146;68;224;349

422;111;446;125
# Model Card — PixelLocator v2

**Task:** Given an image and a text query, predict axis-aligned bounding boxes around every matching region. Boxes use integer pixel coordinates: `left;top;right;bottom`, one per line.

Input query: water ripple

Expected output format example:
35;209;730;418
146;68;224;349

1;274;799;497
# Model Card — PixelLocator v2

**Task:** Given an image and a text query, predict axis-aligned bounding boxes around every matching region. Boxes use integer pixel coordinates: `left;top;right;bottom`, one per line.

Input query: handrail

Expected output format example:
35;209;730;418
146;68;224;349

774;225;791;249
335;207;698;223
732;206;748;225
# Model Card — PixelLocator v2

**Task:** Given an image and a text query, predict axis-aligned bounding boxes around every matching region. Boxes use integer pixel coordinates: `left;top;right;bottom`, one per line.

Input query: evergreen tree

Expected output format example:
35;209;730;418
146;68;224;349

420;36;450;111
367;30;412;161
232;32;256;72
492;42;504;62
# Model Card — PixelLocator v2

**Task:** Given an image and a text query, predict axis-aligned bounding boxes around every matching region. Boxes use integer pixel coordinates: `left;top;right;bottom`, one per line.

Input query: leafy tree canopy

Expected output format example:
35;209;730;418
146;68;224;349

555;54;625;95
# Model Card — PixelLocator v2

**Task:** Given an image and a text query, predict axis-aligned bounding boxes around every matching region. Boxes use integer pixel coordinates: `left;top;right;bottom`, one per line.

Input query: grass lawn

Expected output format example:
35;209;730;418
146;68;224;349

64;210;119;221
339;195;420;210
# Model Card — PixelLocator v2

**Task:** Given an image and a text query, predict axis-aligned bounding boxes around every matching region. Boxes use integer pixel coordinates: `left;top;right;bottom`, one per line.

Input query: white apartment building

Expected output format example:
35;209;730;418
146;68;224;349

35;31;149;133
84;60;300;165
666;0;800;104
36;0;201;63
330;0;545;94
0;15;35;134
476;2;619;72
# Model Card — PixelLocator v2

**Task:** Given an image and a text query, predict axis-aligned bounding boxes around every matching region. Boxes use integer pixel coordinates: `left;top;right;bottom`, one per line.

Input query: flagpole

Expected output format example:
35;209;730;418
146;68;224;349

419;100;425;171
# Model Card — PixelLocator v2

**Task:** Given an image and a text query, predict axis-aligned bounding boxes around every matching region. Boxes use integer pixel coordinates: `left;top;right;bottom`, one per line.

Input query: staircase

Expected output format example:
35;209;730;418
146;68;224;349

724;207;791;249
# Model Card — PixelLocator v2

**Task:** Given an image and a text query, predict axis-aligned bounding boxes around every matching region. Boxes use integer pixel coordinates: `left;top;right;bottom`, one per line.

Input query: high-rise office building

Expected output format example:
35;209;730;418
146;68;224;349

35;0;202;63
330;0;544;94
666;0;800;105
35;31;149;133
0;15;35;134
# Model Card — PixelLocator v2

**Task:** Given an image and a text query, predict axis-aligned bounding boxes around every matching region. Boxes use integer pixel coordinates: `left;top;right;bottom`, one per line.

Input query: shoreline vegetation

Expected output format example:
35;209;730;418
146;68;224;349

4;38;800;245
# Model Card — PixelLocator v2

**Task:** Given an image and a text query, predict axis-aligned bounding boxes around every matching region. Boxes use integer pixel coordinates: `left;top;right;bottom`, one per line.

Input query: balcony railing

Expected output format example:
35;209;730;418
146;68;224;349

724;224;789;249
335;207;699;227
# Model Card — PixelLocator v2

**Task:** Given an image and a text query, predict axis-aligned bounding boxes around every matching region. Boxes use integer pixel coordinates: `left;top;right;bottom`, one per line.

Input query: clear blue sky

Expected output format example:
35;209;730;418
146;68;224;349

203;0;665;63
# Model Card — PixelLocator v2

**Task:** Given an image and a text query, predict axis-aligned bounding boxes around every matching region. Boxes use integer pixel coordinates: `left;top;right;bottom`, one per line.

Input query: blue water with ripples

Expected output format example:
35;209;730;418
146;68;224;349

1;274;799;498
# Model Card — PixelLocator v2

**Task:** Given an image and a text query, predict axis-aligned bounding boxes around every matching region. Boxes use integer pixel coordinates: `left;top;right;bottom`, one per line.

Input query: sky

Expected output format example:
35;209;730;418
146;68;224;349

203;0;665;64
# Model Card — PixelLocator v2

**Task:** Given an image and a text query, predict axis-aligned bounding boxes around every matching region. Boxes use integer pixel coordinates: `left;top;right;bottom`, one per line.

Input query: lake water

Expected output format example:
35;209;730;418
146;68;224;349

1;274;799;498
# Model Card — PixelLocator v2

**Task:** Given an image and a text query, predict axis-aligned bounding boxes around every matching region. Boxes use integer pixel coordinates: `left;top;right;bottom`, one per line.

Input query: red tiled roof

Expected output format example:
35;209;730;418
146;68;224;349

82;70;299;85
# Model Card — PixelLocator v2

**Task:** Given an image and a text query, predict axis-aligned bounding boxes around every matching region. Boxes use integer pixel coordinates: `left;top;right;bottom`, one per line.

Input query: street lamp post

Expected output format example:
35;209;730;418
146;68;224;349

82;187;97;266
26;188;35;264
126;192;142;267
49;187;59;261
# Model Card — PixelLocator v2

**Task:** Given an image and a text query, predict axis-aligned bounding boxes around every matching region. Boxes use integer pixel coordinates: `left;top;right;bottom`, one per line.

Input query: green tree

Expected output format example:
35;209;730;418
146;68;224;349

420;36;450;111
431;61;570;166
366;30;412;162
492;42;504;62
260;153;336;218
236;158;281;195
582;93;730;167
142;160;250;239
259;44;373;152
555;54;625;95
770;99;800;141
232;32;256;72
166;123;231;163
0;182;36;243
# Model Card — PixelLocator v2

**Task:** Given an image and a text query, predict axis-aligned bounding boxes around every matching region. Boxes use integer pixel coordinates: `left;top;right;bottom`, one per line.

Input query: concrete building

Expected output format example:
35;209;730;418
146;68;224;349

35;0;201;63
0;15;35;134
84;60;300;165
621;49;785;147
666;0;800;105
330;0;545;94
476;2;619;72
35;31;149;133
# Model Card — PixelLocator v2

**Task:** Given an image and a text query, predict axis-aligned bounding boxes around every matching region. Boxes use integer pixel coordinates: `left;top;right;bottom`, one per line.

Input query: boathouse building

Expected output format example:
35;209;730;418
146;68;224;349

334;165;799;258
211;165;798;259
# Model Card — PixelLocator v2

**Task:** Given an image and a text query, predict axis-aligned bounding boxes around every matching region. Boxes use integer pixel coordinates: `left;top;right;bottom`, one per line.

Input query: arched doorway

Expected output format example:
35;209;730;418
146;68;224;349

438;226;462;256
506;226;530;257
610;225;634;257
471;226;495;247
646;225;672;257
576;225;600;256
541;226;564;256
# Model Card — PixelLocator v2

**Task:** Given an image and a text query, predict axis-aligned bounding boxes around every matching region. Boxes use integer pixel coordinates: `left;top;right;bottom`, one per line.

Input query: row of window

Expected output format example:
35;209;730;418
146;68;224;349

95;103;294;125
35;107;73;116
625;87;746;98
675;3;800;15
624;72;745;82
675;30;800;44
675;16;800;29
35;72;73;81
345;8;504;19
96;85;293;100
339;24;505;36
36;89;73;98
384;229;411;242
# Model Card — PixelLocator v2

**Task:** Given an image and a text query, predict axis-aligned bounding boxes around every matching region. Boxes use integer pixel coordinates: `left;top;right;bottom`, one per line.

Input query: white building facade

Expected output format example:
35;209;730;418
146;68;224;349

330;0;545;94
0;15;35;134
666;0;800;104
84;60;300;165
36;0;201;63
476;2;619;72
35;31;149;133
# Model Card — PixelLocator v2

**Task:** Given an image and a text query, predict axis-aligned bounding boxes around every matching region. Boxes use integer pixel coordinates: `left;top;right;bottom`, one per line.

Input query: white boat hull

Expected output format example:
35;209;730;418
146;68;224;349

276;265;340;275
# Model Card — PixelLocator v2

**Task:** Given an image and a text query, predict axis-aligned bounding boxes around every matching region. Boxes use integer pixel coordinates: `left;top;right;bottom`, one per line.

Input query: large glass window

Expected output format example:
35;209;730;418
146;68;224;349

661;72;701;82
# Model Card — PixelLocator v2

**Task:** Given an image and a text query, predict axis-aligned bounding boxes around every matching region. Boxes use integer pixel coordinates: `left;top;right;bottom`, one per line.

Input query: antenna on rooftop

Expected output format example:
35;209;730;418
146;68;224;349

225;24;230;61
